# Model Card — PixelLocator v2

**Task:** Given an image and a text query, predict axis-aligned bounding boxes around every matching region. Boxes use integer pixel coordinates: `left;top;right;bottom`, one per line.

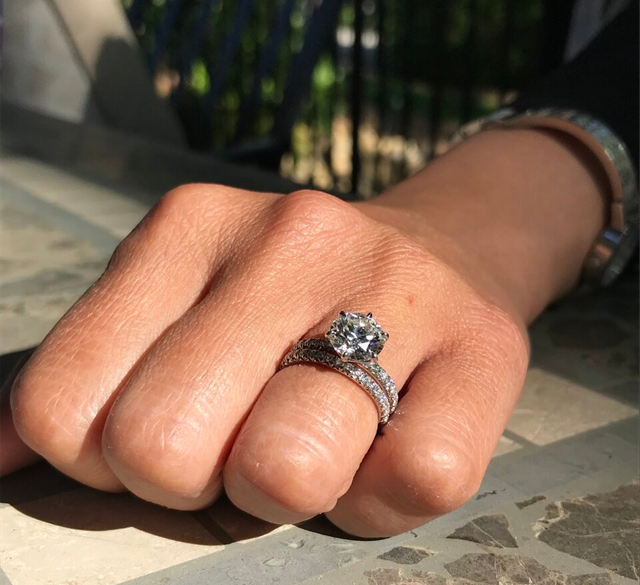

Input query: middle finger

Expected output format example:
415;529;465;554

101;191;365;508
101;260;330;509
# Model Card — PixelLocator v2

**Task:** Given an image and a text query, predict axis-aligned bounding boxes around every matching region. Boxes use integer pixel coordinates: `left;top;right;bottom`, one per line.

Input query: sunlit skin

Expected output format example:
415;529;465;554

2;129;605;537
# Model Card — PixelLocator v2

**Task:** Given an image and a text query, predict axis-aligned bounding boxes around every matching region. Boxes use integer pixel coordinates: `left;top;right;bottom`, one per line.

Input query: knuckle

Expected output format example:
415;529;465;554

102;409;213;500
156;183;209;215
141;184;211;238
388;436;481;516
229;433;340;516
11;366;84;464
283;189;352;218
107;183;232;270
271;190;357;247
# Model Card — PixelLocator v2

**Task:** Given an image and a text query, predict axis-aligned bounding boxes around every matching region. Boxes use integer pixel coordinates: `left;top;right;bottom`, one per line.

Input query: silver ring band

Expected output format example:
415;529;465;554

294;338;399;413
279;339;393;424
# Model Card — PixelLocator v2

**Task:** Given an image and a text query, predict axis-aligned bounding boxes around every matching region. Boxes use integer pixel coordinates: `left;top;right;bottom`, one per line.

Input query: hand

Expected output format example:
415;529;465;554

5;129;604;537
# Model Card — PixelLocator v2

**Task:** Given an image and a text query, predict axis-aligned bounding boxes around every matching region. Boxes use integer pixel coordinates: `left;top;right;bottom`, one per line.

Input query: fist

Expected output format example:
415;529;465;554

10;185;528;537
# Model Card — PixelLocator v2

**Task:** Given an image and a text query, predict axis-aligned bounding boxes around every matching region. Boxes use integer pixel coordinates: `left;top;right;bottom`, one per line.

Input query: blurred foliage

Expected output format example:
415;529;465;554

121;0;546;191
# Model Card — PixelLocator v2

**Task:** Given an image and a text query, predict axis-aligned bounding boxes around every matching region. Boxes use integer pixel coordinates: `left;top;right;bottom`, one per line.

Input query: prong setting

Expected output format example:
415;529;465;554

326;311;388;363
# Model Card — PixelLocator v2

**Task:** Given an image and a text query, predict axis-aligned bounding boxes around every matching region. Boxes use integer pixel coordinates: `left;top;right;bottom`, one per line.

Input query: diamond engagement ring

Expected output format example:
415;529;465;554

279;312;398;424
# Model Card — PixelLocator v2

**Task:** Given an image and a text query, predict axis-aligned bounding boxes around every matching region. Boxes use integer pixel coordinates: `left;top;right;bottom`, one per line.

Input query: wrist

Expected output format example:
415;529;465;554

361;129;608;323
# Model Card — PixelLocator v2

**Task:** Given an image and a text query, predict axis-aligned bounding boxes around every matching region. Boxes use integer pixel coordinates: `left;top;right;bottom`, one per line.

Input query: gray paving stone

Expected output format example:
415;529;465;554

447;514;518;549
444;553;615;585
0;269;96;298
309;552;617;585
606;417;640;444
490;420;639;497
534;482;639;580
422;474;527;535
488;448;587;495
547;425;639;475
529;285;640;400
120;525;416;585
515;495;547;509
0;177;121;256
377;546;434;565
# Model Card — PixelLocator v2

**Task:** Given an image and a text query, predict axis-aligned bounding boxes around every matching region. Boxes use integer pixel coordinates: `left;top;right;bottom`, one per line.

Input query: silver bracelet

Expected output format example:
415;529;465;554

450;107;639;287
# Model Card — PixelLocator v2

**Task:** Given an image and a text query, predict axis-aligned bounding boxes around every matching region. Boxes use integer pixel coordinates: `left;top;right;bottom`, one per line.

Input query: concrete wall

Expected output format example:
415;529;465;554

3;0;184;145
3;0;103;124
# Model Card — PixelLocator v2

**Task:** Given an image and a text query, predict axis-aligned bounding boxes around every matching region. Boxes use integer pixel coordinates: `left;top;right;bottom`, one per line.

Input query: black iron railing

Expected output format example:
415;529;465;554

121;0;573;196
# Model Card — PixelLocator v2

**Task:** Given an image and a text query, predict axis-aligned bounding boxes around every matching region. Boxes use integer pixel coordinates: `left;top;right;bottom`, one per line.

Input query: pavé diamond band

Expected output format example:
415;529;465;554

279;312;398;424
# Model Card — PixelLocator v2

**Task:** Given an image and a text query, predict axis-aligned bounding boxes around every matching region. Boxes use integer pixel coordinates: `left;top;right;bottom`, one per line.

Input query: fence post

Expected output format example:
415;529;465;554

351;0;364;193
541;0;575;72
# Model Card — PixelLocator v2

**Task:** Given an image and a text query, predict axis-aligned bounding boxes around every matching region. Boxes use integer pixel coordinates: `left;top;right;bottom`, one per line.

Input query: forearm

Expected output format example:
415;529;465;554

363;129;608;324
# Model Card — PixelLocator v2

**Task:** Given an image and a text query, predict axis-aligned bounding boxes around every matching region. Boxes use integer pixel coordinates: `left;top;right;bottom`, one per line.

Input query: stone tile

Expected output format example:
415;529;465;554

0;200;107;287
0;290;93;352
491;422;638;500
528;280;639;402
0;489;223;585
0;199;108;352
488;448;586;495
534;481;639;580
425;474;527;535
0;268;97;298
0;176;121;256
507;368;637;446
515;495;546;510
1;103;300;197
492;435;522;457
200;494;291;544
606;416;639;445
363;568;447;585
89;210;148;239
444;553;615;585
0;157;149;221
121;522;415;585
377;546;435;565
597;378;640;407
546;427;638;475
319;553;615;585
545;317;630;351
447;514;518;548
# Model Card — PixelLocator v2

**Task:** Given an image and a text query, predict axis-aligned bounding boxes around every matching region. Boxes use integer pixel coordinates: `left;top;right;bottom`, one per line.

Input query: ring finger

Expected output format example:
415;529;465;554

222;288;452;524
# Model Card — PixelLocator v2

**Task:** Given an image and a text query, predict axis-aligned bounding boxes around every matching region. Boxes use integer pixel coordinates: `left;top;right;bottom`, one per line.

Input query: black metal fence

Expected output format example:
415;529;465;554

122;0;575;196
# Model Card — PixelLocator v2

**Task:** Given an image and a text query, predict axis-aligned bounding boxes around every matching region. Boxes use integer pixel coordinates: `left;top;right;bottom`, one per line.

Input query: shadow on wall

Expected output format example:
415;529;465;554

87;36;184;145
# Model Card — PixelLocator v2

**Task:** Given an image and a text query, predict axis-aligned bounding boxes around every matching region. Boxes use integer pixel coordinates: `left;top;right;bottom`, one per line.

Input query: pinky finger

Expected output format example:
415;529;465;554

1;401;40;476
1;349;40;476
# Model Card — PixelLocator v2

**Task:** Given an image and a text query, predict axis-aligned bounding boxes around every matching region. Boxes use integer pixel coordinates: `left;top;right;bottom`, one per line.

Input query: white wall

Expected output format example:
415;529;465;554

3;0;103;124
2;0;184;145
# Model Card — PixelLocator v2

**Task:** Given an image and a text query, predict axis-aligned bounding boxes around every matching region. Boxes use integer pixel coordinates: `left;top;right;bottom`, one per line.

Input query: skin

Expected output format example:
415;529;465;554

1;129;606;537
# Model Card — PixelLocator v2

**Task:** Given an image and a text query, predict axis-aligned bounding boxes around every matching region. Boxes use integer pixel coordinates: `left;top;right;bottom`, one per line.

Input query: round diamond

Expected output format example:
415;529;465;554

326;312;388;363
